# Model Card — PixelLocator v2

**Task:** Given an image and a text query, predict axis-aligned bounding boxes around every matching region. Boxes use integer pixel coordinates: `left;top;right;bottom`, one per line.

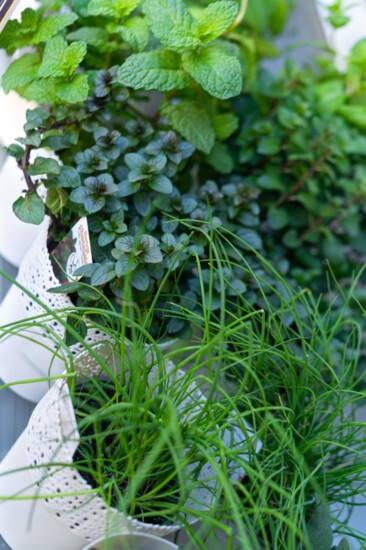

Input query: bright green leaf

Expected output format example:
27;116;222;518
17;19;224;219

212;113;239;139
55;73;89;103
67;27;109;48
46;188;69;214
161;99;215;153
120;17;149;52
20;79;56;104
143;0;200;52
182;45;242;99
33;12;79;44
194;1;238;43
338;105;366;128
87;0;140;17
117;49;191;91
13;192;45;225
1;53;40;94
39;36;87;78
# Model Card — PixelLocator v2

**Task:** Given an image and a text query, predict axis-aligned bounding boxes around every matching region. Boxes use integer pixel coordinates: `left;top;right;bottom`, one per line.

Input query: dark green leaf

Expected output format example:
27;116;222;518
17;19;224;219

13;192;45;225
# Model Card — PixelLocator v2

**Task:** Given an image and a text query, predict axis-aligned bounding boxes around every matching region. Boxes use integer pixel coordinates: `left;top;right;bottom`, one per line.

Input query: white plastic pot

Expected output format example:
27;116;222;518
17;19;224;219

0;222;107;402
0;156;48;266
0;349;216;549
82;533;178;550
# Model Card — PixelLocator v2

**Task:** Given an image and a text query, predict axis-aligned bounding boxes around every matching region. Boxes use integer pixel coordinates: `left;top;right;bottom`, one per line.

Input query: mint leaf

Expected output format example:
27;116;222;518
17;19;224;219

120;17;149;52
118;50;190;91
33;13;79;44
20;79;57;104
212;113;239;139
13;193;45;225
55;73;89;103
67;27;109;48
39;36;87;78
161;100;215;153
183;45;242;99
194;1;238;43
87;0;140;17
1;53;40;93
143;0;200;52
0;9;38;53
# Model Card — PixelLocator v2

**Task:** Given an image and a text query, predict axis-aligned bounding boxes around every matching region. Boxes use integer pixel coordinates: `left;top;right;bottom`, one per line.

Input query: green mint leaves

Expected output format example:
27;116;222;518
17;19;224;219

87;0;141;18
118;0;242;99
194;1;239;43
39;37;87;79
117;50;191;91
0;10;78;53
161;100;216;154
1;9;89;104
182;45;241;99
143;0;200;52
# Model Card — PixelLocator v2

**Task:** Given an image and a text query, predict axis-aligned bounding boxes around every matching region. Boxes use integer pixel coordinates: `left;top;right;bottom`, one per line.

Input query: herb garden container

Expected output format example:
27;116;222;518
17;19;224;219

81;533;178;550
0;347;226;550
0;221;106;402
0;156;47;266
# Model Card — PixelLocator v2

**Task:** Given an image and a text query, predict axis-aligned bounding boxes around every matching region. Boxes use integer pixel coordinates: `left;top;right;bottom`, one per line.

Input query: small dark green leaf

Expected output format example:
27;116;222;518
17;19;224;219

90;261;116;285
13;193;45;225
28;157;60;176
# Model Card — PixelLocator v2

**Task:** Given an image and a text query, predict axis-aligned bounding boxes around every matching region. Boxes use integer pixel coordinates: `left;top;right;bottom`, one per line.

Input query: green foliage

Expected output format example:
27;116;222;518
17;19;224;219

117;49;191;91
12;192;46;225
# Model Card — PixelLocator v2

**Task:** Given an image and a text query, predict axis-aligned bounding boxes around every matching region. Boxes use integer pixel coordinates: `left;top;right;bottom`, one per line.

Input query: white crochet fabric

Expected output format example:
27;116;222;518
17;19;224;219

17;219;107;355
25;348;216;543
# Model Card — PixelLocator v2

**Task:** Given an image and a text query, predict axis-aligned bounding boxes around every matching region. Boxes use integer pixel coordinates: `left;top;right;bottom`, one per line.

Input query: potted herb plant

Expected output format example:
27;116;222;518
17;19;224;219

0;312;259;550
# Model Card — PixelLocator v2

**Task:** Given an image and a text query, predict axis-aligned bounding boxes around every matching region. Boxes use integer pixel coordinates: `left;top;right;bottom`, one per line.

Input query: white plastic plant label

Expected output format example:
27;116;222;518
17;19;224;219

0;0;21;32
50;217;93;283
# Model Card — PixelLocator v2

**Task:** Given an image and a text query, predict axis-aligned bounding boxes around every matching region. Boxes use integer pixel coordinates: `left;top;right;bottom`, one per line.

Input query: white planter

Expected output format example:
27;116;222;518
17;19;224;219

0;429;87;550
0;222;107;402
0;350;216;549
82;533;178;550
0;156;48;266
0;2;38;147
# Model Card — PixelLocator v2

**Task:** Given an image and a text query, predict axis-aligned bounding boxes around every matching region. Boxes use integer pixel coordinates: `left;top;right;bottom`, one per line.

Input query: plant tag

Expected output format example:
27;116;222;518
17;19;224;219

50;217;93;284
0;0;21;32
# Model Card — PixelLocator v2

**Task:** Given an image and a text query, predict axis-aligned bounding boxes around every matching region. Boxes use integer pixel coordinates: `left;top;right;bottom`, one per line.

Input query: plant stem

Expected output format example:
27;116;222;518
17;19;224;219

229;0;248;32
18;144;36;193
276;151;329;206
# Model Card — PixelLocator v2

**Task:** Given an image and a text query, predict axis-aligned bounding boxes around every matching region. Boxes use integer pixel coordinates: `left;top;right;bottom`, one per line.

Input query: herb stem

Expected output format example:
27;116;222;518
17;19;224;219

276;150;329;206
229;0;248;31
19;144;36;193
